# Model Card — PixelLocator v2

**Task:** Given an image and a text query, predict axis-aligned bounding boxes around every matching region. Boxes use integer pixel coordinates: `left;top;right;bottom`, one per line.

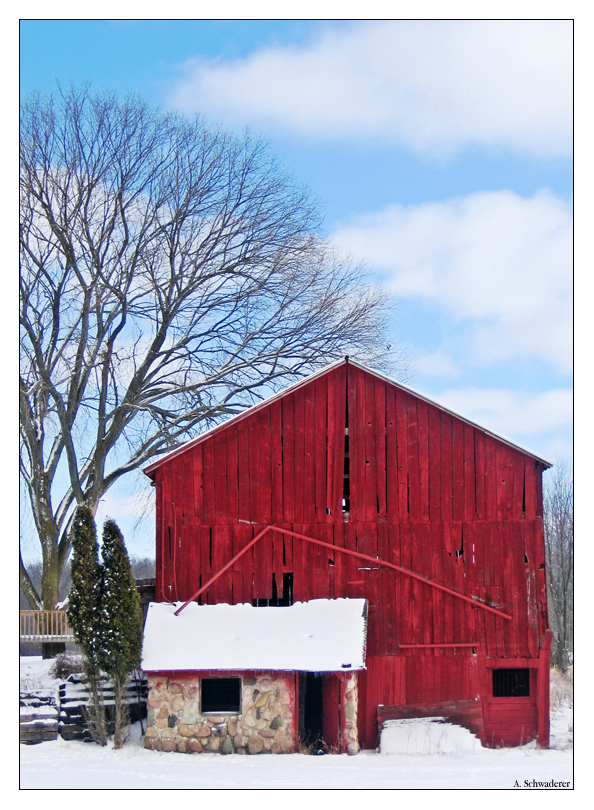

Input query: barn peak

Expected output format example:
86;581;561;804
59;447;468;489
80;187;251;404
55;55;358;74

143;357;551;476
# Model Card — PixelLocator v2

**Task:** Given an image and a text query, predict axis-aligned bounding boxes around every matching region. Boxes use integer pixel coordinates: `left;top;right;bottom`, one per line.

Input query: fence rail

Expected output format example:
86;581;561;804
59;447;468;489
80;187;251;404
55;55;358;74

20;610;74;641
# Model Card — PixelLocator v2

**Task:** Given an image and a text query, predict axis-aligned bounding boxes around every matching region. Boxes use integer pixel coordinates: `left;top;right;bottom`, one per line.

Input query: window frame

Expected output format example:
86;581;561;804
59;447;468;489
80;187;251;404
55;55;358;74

200;676;242;715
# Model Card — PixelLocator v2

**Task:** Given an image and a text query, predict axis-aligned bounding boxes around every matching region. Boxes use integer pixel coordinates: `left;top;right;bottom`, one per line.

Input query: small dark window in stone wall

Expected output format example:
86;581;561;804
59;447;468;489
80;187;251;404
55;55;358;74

492;668;530;697
201;677;241;713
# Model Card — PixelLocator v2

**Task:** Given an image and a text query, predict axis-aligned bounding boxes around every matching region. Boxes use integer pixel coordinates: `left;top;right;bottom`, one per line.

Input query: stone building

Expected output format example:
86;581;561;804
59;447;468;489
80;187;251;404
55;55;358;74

141;598;367;754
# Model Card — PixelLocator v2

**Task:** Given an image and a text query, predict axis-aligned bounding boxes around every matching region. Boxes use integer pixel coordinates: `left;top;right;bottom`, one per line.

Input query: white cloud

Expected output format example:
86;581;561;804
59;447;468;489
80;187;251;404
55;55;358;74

331;189;573;372
435;386;573;438
168;20;572;156
414;352;460;378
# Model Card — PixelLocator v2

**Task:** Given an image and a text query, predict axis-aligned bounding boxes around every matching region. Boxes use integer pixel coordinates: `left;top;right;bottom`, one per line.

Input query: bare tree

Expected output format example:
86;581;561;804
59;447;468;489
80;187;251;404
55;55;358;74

543;461;573;672
20;86;405;612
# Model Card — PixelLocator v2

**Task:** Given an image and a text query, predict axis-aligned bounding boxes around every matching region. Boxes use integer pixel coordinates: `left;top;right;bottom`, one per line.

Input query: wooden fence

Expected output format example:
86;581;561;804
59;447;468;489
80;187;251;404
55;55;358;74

20;610;74;641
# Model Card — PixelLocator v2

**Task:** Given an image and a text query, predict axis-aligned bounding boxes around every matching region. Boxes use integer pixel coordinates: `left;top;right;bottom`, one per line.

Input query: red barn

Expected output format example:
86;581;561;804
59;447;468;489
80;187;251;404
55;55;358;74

143;358;552;753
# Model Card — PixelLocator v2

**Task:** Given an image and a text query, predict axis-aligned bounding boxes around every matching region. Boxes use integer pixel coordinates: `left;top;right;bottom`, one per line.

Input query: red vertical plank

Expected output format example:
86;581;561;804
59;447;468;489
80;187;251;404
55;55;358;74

535;519;548;646
211;525;232;604
159;464;173;602
313;375;328;521
535;463;543;518
359;519;378;562
512;450;525;520
344;520;361;598
410;523;426;645
236;420;251;523
484;436;498;521
440;412;453;523
270;400;284;525
463;424;475;522
428;404;441;521
374;377;387;519
452;418;464;522
201;438;216;525
155;470;164;601
524;458;536;520
417;399;430;521
504;447;516;520
331;365;348;518
233;522;254;604
406;397;420;520
364;373;378;521
332;521;346;598
386;385;398;520
214;430;228;524
326;369;337;517
491;526;506;657
463;522;476;643
431;521;445;647
257;408;272;524
200;525;213;604
247;414;260;524
474;431;486;520
293;386;306;524
525;521;539;658
514;523;530;657
186;526;201;602
181;451;195;528
303;381;317;524
441;521;455;644
350;365;366;520
226;426;239;523
282;395;295;524
396;390;409;521
495;442;507;521
291;522;305;601
399;523;413;646
502;521;518;657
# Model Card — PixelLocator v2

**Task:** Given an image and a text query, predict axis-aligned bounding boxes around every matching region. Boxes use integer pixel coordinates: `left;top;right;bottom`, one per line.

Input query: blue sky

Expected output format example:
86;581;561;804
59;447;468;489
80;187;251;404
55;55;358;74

19;19;573;560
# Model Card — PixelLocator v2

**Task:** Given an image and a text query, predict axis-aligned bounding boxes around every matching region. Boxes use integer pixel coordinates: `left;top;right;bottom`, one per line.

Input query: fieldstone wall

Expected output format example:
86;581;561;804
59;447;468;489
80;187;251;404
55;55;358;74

342;672;359;755
144;672;296;754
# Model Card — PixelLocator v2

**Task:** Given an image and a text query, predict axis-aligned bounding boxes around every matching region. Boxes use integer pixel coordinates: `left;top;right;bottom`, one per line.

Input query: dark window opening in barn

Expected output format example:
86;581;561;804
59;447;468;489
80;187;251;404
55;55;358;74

298;672;324;749
492;668;530;697
342;428;350;513
201;677;241;713
456;533;464;559
253;573;294;607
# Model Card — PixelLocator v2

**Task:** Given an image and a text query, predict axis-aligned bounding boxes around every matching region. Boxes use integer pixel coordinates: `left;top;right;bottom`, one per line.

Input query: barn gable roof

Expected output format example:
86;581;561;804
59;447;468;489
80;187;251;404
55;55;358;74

141;598;368;672
144;358;552;475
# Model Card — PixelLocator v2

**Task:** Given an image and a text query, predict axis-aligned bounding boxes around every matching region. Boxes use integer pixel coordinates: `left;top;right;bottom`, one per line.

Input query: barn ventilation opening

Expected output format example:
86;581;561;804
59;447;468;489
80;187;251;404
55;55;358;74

492;668;530;697
299;672;324;749
253;573;294;607
342;430;350;514
201;677;241;713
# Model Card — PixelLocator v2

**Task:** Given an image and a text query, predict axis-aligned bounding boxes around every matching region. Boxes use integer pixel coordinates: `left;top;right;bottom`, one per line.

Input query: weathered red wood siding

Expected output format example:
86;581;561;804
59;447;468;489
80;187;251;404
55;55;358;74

150;361;549;749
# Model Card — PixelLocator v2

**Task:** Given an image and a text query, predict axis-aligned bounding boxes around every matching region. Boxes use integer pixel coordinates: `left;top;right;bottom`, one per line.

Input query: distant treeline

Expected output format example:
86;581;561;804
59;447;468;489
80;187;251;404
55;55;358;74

20;558;155;610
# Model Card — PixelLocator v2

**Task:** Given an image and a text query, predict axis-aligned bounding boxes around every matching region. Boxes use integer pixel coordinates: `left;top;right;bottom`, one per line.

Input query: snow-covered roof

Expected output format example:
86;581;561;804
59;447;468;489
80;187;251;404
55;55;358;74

141;598;367;673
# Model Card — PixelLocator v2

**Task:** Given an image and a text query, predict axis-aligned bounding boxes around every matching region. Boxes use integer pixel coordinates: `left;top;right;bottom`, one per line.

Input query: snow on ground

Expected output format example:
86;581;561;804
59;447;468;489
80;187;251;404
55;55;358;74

19;657;573;790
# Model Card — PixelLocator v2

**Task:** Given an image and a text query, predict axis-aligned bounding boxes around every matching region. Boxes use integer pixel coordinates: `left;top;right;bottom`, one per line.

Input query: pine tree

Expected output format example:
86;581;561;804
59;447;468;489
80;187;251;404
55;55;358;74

66;505;107;744
100;519;144;748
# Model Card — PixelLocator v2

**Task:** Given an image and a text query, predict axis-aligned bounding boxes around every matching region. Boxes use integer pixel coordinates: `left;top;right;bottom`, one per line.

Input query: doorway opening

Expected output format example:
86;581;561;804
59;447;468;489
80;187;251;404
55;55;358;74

298;672;324;750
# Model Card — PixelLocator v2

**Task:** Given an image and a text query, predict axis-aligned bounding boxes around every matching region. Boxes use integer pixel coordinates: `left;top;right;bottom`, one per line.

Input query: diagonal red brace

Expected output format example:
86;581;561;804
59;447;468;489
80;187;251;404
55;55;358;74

268;525;512;621
174;525;271;615
173;523;511;621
